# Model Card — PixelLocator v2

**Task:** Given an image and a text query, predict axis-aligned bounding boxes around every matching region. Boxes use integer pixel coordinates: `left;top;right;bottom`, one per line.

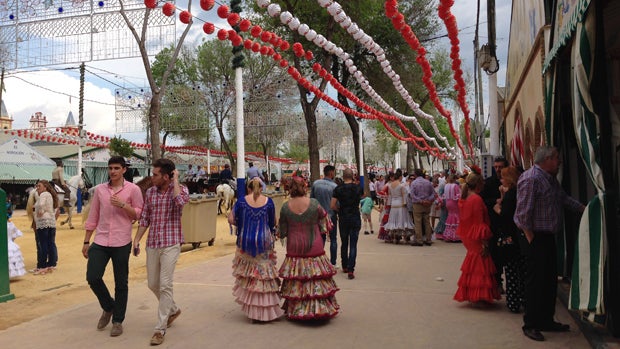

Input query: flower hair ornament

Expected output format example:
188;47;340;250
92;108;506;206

469;164;482;176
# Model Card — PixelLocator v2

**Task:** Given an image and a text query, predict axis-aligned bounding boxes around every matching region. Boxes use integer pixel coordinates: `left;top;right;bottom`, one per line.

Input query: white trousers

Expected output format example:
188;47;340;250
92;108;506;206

146;244;181;333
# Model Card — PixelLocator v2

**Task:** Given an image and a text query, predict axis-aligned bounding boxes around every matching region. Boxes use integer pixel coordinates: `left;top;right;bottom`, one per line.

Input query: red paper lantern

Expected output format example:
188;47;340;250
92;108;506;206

203;22;215;34
250;25;262;38
304;50;313;61
227;13;240;26
144;0;157;9
243;39;253;49
259;46;269;55
239;19;251;32
162;2;175;16
251;42;261;52
260;31;271;42
279;59;288;68
179;10;192;24
200;0;214;11
231;35;243;47
217;29;229;40
280;41;290;51
216;5;229;19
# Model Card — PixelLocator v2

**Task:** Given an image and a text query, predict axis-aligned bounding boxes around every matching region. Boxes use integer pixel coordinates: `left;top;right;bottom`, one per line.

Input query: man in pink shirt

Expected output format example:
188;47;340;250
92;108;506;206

83;156;144;337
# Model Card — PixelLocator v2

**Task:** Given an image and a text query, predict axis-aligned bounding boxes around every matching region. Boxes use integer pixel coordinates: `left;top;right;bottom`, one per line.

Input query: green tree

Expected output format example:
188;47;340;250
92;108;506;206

108;136;134;158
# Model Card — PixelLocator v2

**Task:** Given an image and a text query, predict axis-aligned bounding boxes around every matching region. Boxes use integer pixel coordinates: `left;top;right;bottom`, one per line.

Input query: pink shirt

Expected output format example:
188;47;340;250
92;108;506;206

85;180;144;247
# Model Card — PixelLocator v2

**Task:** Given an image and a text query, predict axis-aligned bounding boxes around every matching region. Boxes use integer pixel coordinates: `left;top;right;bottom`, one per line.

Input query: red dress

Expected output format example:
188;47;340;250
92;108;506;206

453;193;500;303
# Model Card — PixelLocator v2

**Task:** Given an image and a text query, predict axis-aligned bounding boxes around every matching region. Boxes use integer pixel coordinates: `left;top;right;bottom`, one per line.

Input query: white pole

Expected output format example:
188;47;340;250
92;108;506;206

489;72;499;156
207;148;211;174
235;67;246;196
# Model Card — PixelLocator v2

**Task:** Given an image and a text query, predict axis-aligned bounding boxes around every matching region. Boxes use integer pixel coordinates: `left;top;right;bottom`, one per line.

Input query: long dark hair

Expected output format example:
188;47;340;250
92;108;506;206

38;179;59;209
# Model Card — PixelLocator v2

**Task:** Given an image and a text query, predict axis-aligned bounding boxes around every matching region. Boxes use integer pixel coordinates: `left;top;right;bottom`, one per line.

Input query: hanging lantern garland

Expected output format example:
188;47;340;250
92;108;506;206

140;0;451;157
259;3;452;157
437;0;475;158
384;0;469;159
221;33;445;158
316;0;454;155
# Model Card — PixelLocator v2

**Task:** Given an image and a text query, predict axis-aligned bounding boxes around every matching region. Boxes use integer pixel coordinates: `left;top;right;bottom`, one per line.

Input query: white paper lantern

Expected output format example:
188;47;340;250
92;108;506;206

334;47;343;56
313;34;326;47
347;66;357;74
340;17;352;29
344;59;354;67
267;3;281;17
353;71;363;80
346;23;358;35
256;0;271;8
360;35;371;46
352;29;364;40
393;74;400;81
376;54;386;62
335;12;347;23
288;18;300;30
324;41;335;52
326;2;342;15
280;11;293;25
305;29;317;41
380;60;390;69
318;0;333;7
297;23;309;35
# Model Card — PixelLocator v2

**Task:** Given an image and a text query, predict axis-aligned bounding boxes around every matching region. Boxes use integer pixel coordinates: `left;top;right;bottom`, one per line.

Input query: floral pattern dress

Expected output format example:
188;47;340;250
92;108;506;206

278;199;340;320
442;183;461;242
231;197;284;322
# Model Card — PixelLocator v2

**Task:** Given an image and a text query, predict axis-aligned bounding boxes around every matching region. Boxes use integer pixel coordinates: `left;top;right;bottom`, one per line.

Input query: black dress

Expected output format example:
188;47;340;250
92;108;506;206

498;187;525;313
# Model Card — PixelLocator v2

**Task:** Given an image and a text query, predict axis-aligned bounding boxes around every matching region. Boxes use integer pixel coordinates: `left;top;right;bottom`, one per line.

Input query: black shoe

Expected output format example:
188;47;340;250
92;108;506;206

522;327;545;341
371;231;374;234
540;321;570;332
423;241;433;246
411;242;423;246
364;231;370;235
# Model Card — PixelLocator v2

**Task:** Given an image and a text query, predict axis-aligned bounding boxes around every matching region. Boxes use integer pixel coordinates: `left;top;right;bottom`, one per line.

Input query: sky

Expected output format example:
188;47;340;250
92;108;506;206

1;0;513;147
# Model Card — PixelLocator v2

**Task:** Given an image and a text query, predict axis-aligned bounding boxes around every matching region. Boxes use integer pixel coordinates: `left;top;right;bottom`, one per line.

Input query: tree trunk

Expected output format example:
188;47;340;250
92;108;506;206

217;124;236;176
149;95;162;160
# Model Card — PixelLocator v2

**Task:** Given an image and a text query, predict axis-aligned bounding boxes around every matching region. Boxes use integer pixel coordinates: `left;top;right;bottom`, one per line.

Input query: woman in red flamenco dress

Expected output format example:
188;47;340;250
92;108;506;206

454;168;501;304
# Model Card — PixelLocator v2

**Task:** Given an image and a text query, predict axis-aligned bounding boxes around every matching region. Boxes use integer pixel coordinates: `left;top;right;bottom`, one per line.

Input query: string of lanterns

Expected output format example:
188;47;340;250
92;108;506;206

314;0;455;155
384;0;471;159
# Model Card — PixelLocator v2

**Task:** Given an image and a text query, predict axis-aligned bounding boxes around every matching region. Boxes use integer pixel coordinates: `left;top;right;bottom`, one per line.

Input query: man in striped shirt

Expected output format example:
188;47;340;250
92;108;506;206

514;146;584;342
134;159;190;346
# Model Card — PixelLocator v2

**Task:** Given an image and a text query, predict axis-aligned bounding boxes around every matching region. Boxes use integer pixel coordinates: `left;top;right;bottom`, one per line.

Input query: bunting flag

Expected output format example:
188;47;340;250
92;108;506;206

509;117;524;167
569;3;606;319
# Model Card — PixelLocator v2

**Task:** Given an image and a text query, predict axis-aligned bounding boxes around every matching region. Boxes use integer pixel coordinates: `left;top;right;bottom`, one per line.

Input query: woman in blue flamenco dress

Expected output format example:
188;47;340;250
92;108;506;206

278;177;340;320
229;178;284;322
454;168;501;304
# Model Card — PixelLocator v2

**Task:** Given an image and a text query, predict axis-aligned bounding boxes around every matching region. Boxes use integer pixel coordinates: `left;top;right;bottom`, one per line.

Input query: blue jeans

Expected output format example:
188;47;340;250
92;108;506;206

324;214;338;266
339;217;360;272
36;227;57;269
86;242;132;324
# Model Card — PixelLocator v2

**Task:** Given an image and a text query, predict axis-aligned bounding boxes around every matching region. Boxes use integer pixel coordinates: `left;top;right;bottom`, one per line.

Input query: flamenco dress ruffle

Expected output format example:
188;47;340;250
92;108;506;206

453;224;500;303
232;249;284;321
279;252;340;320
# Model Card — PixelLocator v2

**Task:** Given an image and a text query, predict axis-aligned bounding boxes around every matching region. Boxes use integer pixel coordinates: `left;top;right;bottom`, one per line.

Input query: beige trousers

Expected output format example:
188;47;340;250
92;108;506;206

146;244;181;333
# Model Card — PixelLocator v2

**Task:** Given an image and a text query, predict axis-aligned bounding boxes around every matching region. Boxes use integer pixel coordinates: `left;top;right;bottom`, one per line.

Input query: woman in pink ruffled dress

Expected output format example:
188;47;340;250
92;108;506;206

278;177;340;320
442;174;461;242
229;178;284;322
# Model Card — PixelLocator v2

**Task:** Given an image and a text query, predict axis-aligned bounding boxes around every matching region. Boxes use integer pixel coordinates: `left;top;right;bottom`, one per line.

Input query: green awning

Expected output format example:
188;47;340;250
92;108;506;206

542;0;592;73
0;164;55;184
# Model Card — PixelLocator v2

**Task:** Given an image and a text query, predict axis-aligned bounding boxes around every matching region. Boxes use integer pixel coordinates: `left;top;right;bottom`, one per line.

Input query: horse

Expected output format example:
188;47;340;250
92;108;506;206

216;180;236;216
57;175;86;229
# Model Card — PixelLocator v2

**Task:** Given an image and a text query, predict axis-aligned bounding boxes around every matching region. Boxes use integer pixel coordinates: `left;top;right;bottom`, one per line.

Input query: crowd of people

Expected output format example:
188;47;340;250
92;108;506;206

3;145;584;344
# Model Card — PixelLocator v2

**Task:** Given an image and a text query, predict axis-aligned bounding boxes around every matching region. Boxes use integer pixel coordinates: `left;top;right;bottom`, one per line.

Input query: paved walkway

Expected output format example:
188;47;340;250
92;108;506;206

0;229;595;348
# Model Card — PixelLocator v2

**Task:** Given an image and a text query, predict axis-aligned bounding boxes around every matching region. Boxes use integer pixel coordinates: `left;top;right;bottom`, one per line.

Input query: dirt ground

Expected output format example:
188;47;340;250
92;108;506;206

1;209;238;331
